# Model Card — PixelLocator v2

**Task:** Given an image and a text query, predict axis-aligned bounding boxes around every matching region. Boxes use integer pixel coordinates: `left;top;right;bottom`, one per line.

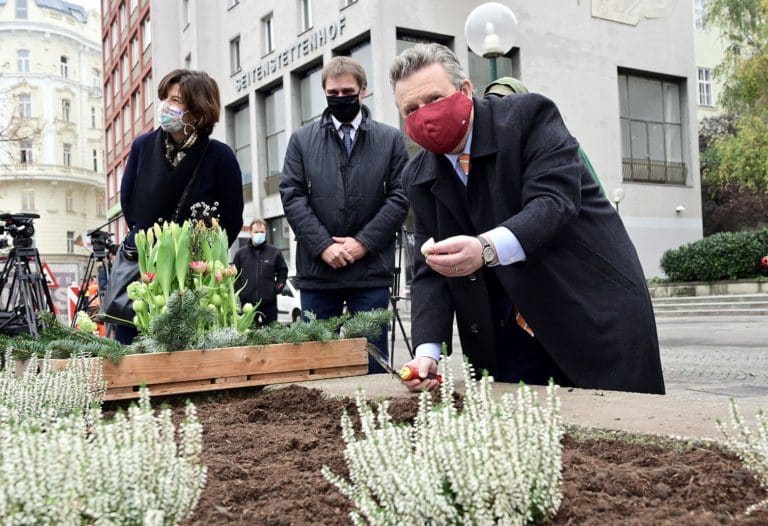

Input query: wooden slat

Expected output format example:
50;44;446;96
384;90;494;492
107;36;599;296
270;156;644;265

102;338;368;388
103;363;368;401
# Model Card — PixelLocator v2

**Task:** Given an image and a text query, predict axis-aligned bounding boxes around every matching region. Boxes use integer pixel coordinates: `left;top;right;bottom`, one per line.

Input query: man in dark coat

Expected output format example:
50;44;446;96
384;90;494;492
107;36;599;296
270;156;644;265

280;56;409;373
233;218;288;326
390;44;664;394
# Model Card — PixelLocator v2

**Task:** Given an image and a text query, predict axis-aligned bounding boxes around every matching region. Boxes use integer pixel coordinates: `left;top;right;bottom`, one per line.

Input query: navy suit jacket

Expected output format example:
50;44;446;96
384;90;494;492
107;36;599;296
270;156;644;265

121;128;244;246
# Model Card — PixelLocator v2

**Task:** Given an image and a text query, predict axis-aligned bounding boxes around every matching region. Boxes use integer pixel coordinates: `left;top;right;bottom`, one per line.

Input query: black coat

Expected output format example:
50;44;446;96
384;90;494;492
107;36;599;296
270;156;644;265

233;242;288;304
404;94;665;394
121;128;244;246
279;106;409;290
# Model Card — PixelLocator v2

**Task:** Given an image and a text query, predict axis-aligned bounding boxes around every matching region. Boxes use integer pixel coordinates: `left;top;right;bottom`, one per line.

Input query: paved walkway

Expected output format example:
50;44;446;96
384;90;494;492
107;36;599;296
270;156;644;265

290;313;768;440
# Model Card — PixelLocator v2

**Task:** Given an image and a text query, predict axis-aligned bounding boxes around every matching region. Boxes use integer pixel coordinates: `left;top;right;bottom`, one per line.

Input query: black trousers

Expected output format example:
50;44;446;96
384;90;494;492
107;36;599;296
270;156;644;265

256;300;277;326
495;318;573;387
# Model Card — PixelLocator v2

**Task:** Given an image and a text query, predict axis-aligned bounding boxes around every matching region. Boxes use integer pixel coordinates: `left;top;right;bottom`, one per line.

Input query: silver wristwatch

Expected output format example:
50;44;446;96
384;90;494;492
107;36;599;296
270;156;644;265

477;236;496;266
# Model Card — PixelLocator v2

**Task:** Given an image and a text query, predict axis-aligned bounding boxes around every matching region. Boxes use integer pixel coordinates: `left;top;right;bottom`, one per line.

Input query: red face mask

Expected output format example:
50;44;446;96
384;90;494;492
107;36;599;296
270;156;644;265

405;91;473;154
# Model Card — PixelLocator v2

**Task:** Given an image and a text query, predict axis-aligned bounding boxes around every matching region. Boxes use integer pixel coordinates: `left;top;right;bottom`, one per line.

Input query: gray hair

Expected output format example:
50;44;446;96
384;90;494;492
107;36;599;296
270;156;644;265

389;43;467;91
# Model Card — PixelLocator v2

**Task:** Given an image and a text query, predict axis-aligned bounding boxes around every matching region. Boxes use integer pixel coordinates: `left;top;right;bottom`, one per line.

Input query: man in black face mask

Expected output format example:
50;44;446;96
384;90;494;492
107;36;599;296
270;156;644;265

280;56;409;374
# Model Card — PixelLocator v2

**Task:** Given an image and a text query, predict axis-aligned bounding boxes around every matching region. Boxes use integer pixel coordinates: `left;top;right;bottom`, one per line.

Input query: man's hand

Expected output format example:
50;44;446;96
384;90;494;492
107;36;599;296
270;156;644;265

423;235;484;277
402;356;440;392
321;243;355;269
332;236;368;261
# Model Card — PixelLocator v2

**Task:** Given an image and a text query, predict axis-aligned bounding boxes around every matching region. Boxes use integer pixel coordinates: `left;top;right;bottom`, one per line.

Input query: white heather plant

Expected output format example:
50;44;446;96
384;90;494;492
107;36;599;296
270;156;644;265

0;354;106;427
0;387;206;525
718;399;768;514
322;356;564;525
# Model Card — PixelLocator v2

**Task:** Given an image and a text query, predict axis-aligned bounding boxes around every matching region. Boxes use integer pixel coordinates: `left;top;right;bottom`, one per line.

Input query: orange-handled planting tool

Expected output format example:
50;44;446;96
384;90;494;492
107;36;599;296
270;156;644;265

399;364;442;384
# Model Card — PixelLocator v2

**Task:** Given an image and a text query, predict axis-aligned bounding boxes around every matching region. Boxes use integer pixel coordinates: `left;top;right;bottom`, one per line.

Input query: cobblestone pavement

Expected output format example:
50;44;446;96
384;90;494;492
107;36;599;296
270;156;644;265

389;313;768;401
656;316;768;399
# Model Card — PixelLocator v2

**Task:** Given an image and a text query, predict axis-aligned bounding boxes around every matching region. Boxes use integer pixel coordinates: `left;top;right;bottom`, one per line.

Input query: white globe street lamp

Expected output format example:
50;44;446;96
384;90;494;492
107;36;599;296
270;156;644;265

464;2;519;80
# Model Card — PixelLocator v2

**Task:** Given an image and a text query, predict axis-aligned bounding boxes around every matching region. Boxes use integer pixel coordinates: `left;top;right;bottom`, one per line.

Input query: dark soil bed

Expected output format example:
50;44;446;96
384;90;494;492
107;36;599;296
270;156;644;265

132;385;768;525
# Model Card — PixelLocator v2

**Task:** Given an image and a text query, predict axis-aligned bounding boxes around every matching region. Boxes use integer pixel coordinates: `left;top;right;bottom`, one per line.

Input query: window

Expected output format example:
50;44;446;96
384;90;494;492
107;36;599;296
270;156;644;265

299;0;312;31
91;107;97;128
65;189;74;211
115;114;121;141
120;2;127;31
21;189;34;211
142;17;151;50
130;0;137;12
93;149;99;172
299;65;324;124
468;48;520;96
618;72;686;184
266;216;290;263
19;141;33;164
18;94;31;118
697;67;713;106
105;80;112;108
62;99;71;121
233;105;252;202
346;40;374;112
60;56;69;78
265;86;287;190
16;0;27;19
17;50;30;73
106;125;113;152
695;0;708;31
132;90;142;121
66;231;75;254
91;68;101;96
183;0;190;26
111;21;118;48
131;36;139;67
63;143;72;166
230;36;241;74
123;104;130;134
144;74;153;109
121;54;128;83
263;14;274;54
96;196;106;216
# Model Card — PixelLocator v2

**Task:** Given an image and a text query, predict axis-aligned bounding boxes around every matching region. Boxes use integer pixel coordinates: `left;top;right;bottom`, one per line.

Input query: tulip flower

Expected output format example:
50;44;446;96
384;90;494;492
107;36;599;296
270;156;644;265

189;261;208;274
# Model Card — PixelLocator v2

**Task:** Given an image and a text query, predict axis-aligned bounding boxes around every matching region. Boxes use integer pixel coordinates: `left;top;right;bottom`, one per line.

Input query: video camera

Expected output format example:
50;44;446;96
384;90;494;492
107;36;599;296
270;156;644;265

0;213;39;248
87;229;117;258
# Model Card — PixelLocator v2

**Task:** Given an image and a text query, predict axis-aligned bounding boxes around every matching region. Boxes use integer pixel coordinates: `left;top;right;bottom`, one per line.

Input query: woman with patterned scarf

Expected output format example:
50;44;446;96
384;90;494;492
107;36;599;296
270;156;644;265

116;69;244;343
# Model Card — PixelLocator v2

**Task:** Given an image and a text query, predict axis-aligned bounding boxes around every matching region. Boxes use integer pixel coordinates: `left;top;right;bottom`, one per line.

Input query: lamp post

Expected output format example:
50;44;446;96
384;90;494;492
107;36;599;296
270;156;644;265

612;187;625;215
464;2;519;82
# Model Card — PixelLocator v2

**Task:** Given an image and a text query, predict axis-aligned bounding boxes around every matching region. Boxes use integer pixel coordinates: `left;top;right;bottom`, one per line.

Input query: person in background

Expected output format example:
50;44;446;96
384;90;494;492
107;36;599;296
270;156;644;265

390;43;664;394
233;219;289;326
280;56;409;373
115;69;244;344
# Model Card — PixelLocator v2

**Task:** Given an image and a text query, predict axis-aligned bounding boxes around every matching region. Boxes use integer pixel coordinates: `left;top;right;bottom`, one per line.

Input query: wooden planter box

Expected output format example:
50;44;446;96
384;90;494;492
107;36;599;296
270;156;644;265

50;338;368;401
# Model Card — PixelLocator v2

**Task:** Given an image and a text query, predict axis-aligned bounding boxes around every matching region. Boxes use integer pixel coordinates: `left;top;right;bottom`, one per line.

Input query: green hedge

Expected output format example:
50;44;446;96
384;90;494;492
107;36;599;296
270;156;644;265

660;229;768;282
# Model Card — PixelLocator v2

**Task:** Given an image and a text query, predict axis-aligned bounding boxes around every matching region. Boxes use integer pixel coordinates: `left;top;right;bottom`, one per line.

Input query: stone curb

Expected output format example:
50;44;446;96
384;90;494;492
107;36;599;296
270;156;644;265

279;376;767;441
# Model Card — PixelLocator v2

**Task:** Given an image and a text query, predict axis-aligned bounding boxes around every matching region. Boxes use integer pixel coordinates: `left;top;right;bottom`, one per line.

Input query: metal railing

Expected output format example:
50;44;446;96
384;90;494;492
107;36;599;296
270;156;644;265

622;158;686;185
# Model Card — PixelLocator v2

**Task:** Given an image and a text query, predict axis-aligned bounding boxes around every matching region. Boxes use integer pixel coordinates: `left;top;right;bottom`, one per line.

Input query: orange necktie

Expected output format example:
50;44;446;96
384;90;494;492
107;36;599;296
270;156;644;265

458;153;534;337
458;153;471;176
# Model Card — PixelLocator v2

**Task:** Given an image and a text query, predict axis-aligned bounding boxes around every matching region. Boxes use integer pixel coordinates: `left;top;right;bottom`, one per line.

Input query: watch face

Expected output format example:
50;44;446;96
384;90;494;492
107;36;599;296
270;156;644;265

482;245;494;263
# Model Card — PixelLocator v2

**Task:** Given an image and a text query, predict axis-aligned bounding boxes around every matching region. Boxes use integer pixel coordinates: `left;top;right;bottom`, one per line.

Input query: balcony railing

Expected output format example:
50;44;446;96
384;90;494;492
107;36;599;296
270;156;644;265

622;158;686;185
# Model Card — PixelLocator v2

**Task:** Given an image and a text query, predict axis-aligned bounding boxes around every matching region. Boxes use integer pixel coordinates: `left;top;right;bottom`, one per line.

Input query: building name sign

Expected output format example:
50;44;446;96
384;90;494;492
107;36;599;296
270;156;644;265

234;17;347;92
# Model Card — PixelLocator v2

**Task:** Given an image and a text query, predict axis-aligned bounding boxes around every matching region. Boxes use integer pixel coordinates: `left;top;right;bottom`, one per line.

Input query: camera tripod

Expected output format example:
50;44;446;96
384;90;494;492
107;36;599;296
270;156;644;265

70;230;115;329
0;241;55;338
389;228;413;363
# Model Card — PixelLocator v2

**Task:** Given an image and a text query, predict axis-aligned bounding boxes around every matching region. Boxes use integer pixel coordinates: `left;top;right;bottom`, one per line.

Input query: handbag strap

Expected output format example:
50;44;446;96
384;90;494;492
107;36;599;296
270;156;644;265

171;140;210;222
